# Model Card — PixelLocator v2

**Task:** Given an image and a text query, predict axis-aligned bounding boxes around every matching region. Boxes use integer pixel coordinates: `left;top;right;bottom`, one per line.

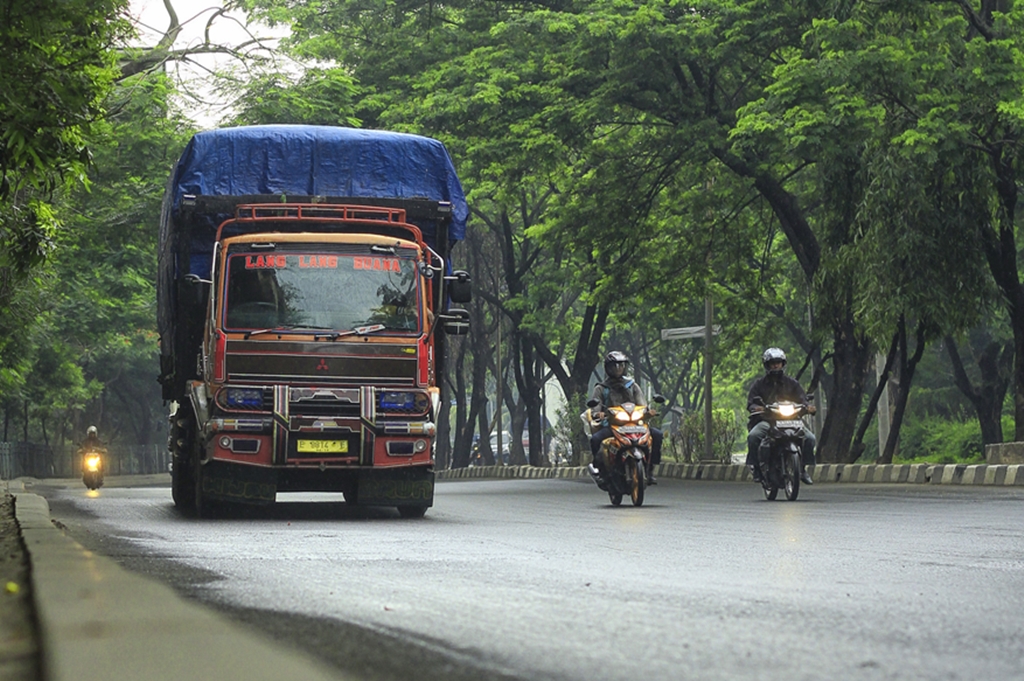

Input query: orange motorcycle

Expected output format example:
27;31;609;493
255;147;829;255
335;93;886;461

586;397;664;506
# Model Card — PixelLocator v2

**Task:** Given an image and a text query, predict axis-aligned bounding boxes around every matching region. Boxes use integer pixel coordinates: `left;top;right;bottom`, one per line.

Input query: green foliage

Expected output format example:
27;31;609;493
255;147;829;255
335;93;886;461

223;68;363;127
47;76;195;444
892;416;987;465
2;73;195;446
668;408;744;463
0;0;132;281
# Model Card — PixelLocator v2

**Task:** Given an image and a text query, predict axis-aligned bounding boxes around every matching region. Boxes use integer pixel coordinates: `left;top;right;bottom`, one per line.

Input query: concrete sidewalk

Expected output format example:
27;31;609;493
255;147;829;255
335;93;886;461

3;479;350;681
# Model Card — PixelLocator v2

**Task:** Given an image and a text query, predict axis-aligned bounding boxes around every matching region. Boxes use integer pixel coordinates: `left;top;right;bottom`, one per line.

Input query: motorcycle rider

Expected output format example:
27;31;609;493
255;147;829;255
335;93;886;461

80;425;103;452
78;425;106;469
587;351;664;486
745;348;815;485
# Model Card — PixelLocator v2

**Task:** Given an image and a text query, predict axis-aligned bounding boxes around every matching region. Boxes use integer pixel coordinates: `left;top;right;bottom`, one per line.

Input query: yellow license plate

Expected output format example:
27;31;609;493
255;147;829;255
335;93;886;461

297;439;348;454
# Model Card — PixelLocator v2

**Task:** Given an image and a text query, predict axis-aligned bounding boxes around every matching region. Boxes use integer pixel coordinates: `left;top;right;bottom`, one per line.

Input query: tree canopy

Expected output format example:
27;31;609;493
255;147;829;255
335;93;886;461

2;0;1023;465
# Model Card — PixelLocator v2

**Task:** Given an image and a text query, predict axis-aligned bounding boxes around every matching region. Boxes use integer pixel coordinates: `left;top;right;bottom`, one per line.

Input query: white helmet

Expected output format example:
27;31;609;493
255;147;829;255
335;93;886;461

762;347;787;375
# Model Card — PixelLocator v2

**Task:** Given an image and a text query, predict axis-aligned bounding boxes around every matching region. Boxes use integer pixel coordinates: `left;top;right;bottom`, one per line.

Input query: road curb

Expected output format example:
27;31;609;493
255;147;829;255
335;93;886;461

438;462;1024;485
9;486;348;681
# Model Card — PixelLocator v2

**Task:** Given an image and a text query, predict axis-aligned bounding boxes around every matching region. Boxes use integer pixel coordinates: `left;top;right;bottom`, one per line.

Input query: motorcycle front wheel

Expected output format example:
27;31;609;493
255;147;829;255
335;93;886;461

609;491;623;506
783;450;801;501
762;483;778;501
625;456;645;506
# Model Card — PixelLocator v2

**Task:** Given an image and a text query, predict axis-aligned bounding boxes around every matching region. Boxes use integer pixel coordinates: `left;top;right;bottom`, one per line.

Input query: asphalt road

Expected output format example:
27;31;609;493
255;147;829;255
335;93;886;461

31;477;1024;681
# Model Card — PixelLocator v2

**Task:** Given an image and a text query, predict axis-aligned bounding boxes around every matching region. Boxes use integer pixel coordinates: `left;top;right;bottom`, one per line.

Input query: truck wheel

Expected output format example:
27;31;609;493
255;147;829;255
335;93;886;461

398;506;428;519
170;412;196;512
190;427;222;519
193;460;222;519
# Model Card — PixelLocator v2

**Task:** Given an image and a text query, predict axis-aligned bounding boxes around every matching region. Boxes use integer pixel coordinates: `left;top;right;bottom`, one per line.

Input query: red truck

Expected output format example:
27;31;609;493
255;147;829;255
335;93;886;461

157;126;470;518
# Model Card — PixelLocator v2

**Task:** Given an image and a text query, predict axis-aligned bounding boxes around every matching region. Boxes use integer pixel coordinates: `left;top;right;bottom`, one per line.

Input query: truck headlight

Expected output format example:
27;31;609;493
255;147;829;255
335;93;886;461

379;391;430;412
226;388;263;409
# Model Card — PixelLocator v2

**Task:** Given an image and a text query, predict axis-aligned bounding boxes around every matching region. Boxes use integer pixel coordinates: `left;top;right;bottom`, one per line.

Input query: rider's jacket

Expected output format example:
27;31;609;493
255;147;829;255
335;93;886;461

746;373;809;428
590;376;646;413
79;434;104;453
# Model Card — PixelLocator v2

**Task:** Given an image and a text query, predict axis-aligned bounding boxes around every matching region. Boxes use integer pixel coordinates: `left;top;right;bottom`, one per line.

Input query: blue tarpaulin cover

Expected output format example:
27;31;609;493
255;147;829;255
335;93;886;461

170;125;467;242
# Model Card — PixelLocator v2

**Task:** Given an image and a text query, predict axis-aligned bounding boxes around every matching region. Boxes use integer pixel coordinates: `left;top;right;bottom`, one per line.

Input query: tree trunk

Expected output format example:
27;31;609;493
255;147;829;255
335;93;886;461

974;124;1022;439
848;334;899;462
511;333;547;466
878;318;927;465
945;336;1010;445
817;321;873;463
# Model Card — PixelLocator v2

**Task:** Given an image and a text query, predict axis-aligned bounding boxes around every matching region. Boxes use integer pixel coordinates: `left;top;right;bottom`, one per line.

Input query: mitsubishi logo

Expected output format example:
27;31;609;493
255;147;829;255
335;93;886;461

315;358;330;372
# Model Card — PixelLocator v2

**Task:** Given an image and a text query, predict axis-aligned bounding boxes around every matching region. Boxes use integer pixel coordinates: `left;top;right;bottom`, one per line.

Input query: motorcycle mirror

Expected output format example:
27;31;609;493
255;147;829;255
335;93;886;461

586;398;600;409
653;394;666;404
806;393;815;402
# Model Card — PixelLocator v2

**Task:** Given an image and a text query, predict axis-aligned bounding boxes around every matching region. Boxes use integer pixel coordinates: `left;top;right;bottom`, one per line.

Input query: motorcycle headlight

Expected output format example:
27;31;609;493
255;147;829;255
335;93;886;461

631;410;644;422
777;404;796;417
84;455;101;472
614;411;630;423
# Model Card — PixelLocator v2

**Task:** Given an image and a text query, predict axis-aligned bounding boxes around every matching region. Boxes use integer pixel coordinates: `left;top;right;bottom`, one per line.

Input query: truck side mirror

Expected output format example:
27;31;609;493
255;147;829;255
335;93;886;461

439;308;470;336
445;271;472;304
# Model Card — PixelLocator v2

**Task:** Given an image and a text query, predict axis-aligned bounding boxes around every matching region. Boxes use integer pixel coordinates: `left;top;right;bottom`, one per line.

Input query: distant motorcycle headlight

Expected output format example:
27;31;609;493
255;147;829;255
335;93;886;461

777;404;796;417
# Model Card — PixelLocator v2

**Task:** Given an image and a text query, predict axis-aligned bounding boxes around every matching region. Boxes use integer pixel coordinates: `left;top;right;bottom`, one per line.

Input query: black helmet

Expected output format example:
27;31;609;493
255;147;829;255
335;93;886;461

762;347;787;375
604;350;629;378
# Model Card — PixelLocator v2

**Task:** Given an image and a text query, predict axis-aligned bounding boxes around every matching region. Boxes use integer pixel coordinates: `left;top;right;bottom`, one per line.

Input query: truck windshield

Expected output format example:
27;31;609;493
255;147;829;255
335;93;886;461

223;251;421;334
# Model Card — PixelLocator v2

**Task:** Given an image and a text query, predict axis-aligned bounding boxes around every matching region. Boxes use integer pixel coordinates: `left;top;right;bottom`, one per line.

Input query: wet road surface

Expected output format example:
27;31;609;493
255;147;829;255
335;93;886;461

31;477;1024;681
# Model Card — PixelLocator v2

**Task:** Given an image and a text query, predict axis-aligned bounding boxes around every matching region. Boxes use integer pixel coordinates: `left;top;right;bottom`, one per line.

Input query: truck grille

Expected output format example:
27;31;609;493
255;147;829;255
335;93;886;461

289;387;361;417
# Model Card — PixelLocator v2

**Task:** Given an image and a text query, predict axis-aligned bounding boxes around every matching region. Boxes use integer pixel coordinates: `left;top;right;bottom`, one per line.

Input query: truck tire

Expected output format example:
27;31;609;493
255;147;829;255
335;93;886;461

170;411;196;513
193;456;222;520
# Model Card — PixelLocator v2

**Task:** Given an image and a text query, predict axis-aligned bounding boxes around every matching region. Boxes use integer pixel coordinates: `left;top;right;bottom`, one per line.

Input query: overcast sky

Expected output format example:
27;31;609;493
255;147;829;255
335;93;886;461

129;0;290;126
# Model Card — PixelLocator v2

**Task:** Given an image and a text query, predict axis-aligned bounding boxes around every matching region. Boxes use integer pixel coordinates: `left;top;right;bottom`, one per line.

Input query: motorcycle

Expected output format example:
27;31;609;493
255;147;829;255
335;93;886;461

586;396;664;507
752;396;813;501
82;449;105;490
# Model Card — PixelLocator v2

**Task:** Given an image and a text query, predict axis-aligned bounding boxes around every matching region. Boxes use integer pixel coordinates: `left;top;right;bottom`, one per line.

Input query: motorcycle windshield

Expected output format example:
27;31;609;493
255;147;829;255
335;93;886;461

223;250;422;334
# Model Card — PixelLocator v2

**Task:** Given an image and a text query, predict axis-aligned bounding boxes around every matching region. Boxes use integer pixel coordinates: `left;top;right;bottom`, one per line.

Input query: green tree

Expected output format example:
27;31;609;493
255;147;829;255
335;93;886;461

49;76;195;445
0;0;131;284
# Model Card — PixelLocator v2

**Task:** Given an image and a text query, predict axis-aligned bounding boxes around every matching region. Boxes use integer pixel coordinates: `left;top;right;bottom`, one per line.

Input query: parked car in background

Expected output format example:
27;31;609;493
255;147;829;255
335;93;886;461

490;430;511;465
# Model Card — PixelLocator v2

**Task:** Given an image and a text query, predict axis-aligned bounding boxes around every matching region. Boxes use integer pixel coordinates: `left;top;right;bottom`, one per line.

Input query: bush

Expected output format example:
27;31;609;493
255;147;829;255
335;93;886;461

669;408;743;462
894;416;986;465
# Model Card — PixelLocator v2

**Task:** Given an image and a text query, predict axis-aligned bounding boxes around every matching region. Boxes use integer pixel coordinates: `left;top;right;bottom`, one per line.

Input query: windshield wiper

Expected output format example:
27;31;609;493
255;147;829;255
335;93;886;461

245;323;388;340
245;324;332;338
314;324;389;341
